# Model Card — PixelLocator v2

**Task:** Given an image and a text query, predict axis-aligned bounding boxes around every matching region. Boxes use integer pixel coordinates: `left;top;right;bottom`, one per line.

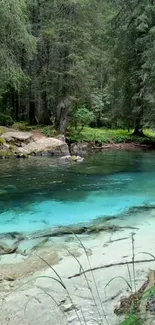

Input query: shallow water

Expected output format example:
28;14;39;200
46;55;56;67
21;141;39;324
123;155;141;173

0;151;155;234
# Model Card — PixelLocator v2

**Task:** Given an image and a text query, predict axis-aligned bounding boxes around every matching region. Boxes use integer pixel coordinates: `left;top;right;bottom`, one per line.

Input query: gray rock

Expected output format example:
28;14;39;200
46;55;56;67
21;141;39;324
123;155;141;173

2;131;33;145
70;142;92;156
16;137;70;157
59;155;84;163
62;303;78;313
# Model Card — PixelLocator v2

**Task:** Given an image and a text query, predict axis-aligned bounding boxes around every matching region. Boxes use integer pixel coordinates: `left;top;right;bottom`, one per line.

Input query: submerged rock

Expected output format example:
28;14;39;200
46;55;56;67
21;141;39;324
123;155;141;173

0;243;18;255
59;155;84;163
25;223;137;240
70;142;92;156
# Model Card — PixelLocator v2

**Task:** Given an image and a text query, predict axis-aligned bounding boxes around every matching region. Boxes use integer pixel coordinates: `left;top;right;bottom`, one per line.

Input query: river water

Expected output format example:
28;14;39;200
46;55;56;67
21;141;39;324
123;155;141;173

0;150;155;234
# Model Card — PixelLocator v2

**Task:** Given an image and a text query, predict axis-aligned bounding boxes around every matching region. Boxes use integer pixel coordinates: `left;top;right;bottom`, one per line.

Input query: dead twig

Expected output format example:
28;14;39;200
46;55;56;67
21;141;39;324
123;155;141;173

68;259;155;279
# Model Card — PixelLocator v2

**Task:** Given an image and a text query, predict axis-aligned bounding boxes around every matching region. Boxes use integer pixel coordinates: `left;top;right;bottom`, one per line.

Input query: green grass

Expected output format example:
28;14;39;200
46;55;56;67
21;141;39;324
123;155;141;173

68;127;155;144
12;122;41;132
41;125;59;137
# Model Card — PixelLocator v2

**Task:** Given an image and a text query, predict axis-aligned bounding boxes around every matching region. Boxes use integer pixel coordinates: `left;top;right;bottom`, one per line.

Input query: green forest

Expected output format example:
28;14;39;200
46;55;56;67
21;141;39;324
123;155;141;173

0;0;155;135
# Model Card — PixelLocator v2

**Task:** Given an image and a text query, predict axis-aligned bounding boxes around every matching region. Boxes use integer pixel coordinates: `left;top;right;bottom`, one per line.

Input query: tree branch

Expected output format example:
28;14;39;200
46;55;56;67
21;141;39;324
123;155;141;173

68;258;155;279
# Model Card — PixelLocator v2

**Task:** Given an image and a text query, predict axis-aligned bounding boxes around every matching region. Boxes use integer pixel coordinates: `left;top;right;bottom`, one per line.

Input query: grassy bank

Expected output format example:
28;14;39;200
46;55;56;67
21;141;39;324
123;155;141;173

3;122;155;145
68;127;155;144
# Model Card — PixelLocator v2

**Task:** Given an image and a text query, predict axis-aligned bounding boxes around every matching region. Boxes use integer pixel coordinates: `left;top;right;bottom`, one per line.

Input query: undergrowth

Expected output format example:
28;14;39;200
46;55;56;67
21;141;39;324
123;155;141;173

68;127;155;144
9;122;155;145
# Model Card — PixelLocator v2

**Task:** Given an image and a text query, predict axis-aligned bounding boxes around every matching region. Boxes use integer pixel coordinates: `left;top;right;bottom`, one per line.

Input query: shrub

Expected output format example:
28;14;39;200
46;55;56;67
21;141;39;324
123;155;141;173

75;107;95;129
0;113;14;126
41;126;58;137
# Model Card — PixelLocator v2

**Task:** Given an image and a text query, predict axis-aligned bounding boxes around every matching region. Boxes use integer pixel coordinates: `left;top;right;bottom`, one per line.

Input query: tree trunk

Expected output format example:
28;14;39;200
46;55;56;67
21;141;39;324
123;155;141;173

132;124;144;136
35;91;51;125
56;97;69;134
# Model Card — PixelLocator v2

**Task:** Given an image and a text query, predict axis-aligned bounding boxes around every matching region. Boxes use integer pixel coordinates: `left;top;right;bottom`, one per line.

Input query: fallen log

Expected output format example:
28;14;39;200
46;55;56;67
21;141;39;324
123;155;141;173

68;259;155;279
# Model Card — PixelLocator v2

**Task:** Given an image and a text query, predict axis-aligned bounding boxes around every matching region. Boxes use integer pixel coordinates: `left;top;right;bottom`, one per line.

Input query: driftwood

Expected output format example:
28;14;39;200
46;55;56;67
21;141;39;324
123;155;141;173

93;145;111;150
68;259;155;279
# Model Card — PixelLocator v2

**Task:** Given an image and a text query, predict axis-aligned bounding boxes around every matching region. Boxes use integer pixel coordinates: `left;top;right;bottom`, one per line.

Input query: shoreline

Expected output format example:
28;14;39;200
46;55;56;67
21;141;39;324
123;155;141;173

1;126;155;159
1;211;155;324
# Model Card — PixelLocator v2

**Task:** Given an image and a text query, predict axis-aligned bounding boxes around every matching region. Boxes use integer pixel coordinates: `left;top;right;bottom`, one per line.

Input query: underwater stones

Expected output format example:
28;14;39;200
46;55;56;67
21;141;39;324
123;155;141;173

70;142;92;156
0;243;18;255
59;155;84;163
25;223;129;241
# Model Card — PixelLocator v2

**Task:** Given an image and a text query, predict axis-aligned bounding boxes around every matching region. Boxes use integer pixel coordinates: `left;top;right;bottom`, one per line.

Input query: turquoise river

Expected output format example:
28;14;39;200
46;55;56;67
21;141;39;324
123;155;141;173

0;150;155;234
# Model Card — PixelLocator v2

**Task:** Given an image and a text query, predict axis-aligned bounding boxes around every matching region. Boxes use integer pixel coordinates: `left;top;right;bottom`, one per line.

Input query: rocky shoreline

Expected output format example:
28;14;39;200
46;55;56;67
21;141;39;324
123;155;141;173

0;127;153;159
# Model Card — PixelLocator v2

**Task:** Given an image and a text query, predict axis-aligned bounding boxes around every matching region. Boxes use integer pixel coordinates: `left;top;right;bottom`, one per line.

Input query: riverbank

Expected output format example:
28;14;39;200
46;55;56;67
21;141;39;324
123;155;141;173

1;209;155;325
1;126;155;159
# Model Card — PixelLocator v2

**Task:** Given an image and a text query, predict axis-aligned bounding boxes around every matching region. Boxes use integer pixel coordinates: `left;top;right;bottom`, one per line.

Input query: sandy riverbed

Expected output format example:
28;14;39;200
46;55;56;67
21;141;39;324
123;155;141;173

1;213;155;325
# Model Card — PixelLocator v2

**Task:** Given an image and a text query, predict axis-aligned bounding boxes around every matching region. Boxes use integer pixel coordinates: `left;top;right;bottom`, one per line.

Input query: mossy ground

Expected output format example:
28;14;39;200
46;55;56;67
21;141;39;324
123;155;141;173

68;127;155;144
0;150;14;158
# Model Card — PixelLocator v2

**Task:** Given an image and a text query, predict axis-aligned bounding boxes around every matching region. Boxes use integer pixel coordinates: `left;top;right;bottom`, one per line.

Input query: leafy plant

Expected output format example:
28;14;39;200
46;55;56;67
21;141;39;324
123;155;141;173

0;113;14;126
74;107;95;134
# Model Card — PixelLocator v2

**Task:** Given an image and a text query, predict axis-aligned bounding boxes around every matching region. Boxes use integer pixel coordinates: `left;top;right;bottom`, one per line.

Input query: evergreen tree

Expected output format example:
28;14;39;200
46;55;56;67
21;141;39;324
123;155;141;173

0;0;35;119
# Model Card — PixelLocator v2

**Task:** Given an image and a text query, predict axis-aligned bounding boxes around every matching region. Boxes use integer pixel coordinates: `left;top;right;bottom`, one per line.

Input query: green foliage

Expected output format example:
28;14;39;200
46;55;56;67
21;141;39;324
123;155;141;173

0;137;5;145
0;0;155;131
69;127;155;144
41;126;58;137
12;122;39;132
0;0;36;95
119;315;140;325
0;126;5;135
0;150;13;158
142;285;155;301
0;113;14;126
75;107;95;129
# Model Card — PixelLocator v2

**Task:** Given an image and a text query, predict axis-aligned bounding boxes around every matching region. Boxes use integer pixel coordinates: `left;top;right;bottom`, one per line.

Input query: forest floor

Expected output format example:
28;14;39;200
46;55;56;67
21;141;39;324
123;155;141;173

1;212;155;325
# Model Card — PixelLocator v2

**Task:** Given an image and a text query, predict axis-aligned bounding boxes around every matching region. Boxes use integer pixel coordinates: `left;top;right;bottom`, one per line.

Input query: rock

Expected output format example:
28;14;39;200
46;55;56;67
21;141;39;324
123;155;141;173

16;136;70;157
59;155;84;163
0;243;18;255
55;134;66;142
2;131;33;145
70;142;92;156
71;155;84;162
62;303;78;313
4;275;16;282
68;316;77;323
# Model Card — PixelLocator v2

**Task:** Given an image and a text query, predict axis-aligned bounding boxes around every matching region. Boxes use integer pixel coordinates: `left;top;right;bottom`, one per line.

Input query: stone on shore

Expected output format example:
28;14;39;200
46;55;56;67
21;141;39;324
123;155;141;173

1;130;70;158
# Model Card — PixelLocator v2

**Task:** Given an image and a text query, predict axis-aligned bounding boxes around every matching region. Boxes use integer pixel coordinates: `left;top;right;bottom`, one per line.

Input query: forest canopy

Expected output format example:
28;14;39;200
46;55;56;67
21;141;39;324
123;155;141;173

0;0;155;135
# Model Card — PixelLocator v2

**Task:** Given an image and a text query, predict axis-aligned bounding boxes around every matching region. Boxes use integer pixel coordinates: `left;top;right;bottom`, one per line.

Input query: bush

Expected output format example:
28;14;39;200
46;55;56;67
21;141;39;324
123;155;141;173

0;113;14;126
41;126;58;137
75;107;95;128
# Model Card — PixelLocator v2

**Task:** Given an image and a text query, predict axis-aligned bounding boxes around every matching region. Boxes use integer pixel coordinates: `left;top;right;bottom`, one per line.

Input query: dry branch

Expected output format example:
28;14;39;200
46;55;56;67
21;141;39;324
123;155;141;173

68;259;155;279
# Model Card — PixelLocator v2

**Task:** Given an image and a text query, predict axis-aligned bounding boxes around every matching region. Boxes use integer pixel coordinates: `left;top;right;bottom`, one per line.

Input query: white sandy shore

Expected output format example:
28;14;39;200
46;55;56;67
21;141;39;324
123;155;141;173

1;214;155;325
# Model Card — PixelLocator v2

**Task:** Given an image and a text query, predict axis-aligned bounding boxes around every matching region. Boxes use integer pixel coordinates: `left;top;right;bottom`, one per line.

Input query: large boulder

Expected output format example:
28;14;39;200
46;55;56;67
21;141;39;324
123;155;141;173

2;131;33;145
16;136;70;157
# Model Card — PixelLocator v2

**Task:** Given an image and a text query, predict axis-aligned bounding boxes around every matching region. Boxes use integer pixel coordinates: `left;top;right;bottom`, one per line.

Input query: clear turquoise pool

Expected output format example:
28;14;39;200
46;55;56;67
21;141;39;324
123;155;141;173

0;151;155;233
